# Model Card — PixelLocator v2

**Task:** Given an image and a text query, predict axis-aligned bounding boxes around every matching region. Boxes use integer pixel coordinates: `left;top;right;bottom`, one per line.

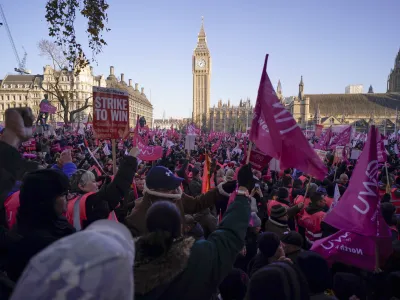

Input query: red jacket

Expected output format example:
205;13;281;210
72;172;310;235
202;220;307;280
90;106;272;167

298;210;325;244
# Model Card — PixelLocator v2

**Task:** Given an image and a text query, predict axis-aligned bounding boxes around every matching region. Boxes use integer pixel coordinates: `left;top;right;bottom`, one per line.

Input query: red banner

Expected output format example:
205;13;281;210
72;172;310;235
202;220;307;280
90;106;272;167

249;148;272;171
93;87;130;139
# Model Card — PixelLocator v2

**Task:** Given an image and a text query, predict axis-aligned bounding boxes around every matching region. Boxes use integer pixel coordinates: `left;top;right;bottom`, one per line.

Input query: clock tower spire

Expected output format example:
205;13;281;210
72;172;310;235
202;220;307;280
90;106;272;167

192;17;211;129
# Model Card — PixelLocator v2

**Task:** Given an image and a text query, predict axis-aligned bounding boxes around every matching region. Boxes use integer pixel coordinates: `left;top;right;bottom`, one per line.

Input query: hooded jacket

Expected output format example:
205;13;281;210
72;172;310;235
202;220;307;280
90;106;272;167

134;194;250;300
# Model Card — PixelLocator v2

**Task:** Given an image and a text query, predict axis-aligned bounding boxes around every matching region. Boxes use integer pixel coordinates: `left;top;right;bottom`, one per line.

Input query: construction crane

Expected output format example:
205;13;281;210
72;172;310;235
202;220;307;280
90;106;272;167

0;4;31;75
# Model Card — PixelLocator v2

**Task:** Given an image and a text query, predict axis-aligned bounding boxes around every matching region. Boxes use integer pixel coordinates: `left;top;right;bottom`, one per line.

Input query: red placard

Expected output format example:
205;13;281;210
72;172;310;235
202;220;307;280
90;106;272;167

249;148;272;171
93;87;130;139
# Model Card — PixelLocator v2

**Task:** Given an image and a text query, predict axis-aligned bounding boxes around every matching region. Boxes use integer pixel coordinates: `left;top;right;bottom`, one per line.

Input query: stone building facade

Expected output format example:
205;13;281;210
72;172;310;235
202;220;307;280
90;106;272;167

388;48;400;93
288;48;400;132
105;66;153;128
209;98;253;132
0;75;43;122
0;65;153;127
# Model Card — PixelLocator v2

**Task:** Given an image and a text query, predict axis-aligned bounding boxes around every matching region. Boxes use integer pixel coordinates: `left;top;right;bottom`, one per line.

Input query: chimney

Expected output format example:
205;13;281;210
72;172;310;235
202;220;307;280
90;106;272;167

135;83;139;91
121;73;125;82
129;79;132;87
141;87;144;94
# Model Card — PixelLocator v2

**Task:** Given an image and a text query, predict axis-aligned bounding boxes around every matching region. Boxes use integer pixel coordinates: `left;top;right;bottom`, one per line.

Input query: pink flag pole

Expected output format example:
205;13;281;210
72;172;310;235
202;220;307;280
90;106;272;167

246;142;252;164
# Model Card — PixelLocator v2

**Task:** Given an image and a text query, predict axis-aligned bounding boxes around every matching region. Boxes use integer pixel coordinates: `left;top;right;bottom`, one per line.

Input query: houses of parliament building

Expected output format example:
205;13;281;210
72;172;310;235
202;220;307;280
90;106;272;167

192;17;400;132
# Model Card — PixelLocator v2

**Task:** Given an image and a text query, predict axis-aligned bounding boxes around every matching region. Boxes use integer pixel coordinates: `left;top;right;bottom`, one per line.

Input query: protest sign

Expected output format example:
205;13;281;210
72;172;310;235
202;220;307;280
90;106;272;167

248;148;271;171
93;87;130;139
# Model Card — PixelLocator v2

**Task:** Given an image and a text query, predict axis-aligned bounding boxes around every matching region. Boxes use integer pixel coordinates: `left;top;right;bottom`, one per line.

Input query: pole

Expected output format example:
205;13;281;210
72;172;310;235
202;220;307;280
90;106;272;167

246;142;252;164
112;139;117;175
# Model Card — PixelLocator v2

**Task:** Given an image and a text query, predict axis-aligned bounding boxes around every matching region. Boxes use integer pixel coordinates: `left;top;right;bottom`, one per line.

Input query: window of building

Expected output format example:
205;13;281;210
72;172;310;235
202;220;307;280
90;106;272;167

7;104;10;109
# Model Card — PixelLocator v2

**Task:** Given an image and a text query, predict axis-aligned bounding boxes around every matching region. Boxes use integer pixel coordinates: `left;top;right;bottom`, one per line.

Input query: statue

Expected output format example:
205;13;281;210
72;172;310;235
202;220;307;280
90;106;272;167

36;94;50;127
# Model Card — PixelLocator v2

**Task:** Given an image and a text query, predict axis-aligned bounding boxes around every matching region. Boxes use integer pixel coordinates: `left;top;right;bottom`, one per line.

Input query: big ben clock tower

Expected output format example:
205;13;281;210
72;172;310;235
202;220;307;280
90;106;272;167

192;17;211;129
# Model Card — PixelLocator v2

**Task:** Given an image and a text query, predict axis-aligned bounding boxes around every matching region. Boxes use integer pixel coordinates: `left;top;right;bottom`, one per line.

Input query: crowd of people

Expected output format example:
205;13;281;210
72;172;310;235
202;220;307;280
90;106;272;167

0;107;400;299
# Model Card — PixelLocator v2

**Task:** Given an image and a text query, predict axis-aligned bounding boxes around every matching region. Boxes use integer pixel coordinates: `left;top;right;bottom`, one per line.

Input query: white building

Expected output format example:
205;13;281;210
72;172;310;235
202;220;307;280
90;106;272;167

345;84;363;94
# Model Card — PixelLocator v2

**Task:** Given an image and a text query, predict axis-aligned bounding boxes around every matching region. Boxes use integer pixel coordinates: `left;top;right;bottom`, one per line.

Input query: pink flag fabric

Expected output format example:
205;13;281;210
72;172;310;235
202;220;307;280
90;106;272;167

329;126;352;150
40;102;57;114
323;126;391;238
137;138;163;161
311;230;377;271
249;54;327;180
314;127;332;150
211;137;222;153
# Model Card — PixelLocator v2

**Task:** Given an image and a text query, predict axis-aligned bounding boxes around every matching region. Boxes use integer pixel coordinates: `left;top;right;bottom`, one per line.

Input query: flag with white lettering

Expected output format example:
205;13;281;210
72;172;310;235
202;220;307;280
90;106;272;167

249;54;327;180
323;125;391;238
311;230;377;271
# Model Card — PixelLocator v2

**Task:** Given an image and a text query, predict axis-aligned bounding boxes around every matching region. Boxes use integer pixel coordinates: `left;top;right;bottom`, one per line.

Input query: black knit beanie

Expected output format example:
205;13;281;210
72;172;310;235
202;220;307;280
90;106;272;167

19;169;69;221
258;232;281;258
296;251;332;294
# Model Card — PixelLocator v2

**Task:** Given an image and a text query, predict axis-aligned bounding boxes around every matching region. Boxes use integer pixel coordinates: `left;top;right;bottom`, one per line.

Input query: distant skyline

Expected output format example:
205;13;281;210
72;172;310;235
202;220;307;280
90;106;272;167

0;0;399;119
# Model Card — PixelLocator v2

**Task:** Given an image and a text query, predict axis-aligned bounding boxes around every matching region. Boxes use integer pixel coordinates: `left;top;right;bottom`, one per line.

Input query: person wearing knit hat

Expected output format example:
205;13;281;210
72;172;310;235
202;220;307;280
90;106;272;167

134;172;251;299
125;164;239;237
10;220;135;300
248;262;310;300
268;187;303;219
6;169;75;283
249;212;261;229
281;231;304;263
248;232;290;277
264;204;290;239
296;251;335;299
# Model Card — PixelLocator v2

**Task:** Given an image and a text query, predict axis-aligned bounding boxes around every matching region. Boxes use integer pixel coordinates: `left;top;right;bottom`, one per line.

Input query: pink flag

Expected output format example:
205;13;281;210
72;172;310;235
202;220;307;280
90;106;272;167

329;126;352;150
137;138;163;161
315;127;332;150
211;137;222;153
249;54;327;180
40;102;57;114
311;230;377;271
323;126;391;238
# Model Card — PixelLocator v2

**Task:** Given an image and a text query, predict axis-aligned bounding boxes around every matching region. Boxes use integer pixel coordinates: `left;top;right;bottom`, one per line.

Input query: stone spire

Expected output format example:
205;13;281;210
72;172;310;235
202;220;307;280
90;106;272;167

298;76;304;100
368;84;374;93
195;16;208;51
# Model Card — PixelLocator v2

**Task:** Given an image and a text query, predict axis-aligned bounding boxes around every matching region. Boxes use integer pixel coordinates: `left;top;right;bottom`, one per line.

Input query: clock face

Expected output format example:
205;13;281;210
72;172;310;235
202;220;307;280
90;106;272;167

197;59;206;68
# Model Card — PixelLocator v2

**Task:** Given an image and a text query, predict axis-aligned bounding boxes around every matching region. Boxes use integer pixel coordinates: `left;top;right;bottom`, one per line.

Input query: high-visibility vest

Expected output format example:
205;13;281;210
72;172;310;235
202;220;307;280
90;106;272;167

66;192;118;231
294;195;311;208
267;199;289;216
4;191;20;229
298;210;325;244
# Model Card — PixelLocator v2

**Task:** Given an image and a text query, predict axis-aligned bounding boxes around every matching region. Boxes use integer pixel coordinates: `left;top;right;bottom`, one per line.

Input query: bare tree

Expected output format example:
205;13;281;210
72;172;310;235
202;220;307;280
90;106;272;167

38;39;92;124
